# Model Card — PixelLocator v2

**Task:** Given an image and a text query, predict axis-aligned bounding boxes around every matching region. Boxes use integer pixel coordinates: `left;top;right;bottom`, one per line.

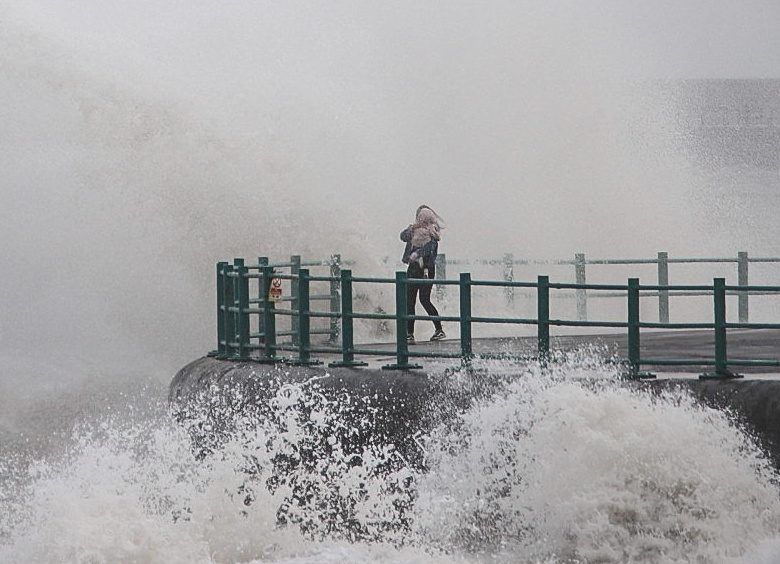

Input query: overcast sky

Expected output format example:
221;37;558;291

602;0;780;78
7;1;780;80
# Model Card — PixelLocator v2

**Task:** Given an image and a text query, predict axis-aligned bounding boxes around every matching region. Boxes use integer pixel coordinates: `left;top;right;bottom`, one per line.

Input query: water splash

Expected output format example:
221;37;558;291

2;359;780;563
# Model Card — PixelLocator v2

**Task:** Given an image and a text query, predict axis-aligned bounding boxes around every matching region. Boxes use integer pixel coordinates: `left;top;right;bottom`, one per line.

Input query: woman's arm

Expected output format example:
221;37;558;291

400;225;414;242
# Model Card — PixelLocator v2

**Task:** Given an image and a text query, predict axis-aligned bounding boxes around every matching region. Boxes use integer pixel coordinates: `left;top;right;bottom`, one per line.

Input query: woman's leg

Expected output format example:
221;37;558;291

418;272;443;332
406;265;421;335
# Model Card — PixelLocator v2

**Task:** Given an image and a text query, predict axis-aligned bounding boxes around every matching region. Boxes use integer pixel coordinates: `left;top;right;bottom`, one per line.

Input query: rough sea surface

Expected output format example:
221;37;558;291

3;359;780;563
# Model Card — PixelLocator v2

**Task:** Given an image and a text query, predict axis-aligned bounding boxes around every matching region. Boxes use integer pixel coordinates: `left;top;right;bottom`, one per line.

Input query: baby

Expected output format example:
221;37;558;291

401;206;443;273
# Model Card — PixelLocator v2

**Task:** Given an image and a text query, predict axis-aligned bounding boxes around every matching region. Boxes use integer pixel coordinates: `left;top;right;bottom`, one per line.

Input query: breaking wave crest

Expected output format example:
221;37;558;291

2;358;780;563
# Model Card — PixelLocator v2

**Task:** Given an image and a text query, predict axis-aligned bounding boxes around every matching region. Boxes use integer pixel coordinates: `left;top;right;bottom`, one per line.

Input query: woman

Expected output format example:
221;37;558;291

400;205;446;343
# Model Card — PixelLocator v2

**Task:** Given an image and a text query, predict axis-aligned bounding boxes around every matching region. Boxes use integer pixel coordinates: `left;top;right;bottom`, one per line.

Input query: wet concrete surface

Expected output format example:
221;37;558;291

352;328;780;374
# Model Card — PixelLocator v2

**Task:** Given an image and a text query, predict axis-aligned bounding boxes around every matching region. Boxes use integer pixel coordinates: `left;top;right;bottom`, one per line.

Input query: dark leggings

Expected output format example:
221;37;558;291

407;263;442;335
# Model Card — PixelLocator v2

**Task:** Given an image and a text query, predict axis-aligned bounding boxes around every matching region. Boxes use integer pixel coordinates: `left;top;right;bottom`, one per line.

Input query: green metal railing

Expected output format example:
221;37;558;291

432;251;780;323
216;255;346;352
211;257;780;379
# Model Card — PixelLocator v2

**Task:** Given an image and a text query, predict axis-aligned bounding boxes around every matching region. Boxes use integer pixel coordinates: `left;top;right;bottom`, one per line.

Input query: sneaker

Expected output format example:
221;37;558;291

407;334;416;345
430;329;446;342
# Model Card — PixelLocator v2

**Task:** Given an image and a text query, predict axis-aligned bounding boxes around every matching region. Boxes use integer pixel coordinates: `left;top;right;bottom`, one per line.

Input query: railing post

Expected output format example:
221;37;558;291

257;257;269;340
503;253;514;306
291;269;320;365
537;275;550;363
626;278;640;377
329;269;367;367
259;265;277;363
435;253;447;301
329;254;341;343
290;255;301;346
222;263;236;359
211;261;228;358
460;273;473;361
624;278;654;379
575;253;587;321
701;278;742;379
657;252;669;323
738;251;749;323
714;277;728;374
235;262;251;360
382;271;421;370
227;259;245;360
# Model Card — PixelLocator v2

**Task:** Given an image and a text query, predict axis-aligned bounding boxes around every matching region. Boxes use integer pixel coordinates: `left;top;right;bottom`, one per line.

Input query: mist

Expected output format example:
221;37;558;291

1;0;779;406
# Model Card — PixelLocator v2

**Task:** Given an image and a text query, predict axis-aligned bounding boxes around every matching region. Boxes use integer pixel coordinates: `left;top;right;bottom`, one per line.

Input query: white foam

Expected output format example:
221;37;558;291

2;359;780;563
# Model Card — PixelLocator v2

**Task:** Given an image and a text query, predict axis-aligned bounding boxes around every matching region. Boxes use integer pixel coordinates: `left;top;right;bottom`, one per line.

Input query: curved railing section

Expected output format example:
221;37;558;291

210;255;780;379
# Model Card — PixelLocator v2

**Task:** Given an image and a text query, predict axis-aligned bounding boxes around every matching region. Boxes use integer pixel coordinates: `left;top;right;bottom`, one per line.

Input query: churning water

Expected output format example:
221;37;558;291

3;358;780;563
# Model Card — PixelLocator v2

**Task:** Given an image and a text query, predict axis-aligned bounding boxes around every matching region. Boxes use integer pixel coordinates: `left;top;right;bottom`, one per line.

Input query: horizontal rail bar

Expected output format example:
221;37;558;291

308;311;342;319
582;259;660;265
270;308;296;317
549;319;629;328
728;359;780;366
242;273;298;280
349;311;398;321
407;278;463;286
469;280;539;288
639;359;715;365
724;285;780;292
271;344;304;354
406;350;465;359
308;345;349;354
549;282;628;291
470;316;538;325
638;322;713;329
259;262;297;268
248;296;332;304
637;285;715;291
350;277;397;284
243;308;267;315
587;291;714;298
249;331;311;339
666;258;738;263
350;347;406;356
444;259;516;266
225;342;264;350
726;323;780;329
408;314;462;322
244;260;356;269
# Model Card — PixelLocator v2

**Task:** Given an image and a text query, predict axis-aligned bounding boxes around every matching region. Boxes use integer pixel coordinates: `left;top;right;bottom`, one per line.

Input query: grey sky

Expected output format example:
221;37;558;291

605;0;780;78
8;1;780;80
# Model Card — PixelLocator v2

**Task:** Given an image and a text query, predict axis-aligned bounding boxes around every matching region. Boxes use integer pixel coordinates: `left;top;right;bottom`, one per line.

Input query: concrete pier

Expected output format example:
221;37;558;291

171;329;780;467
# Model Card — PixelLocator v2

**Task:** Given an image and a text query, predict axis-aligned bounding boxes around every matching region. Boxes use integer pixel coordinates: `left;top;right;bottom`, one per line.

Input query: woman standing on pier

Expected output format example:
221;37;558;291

400;205;446;344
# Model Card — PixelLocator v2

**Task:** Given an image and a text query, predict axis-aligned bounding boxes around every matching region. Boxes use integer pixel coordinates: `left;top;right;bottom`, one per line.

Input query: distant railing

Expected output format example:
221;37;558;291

431;251;780;323
210;257;780;379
